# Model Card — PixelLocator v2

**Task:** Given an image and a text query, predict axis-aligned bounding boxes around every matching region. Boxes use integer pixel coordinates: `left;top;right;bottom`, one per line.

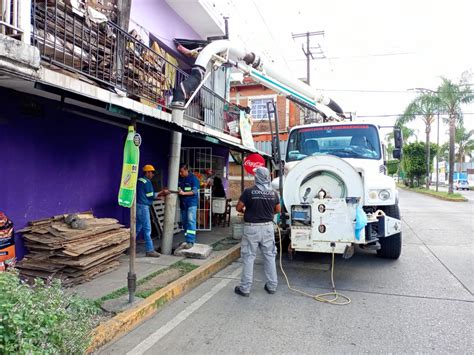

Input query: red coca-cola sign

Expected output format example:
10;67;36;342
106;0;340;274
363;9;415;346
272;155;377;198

243;153;265;175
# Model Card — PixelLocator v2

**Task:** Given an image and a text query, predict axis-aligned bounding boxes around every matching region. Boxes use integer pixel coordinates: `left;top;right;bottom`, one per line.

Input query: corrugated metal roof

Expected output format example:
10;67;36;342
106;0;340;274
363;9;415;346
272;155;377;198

254;140;287;160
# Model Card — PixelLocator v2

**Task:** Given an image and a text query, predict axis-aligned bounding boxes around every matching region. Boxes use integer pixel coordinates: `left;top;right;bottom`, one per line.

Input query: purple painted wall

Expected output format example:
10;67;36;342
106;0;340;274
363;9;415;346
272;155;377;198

130;0;201;54
0;89;170;258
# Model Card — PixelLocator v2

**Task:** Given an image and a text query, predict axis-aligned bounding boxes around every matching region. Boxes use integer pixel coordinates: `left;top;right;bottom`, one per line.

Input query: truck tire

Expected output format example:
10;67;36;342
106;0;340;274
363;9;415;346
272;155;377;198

377;204;402;259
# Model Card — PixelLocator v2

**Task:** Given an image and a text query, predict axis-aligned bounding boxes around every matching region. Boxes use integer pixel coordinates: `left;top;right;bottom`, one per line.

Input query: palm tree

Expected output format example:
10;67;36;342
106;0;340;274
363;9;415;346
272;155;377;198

436;77;474;194
455;125;474;172
397;92;439;188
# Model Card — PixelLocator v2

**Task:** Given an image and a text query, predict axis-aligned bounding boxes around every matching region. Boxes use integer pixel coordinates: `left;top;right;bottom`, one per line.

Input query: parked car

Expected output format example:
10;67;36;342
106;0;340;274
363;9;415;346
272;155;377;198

454;179;470;190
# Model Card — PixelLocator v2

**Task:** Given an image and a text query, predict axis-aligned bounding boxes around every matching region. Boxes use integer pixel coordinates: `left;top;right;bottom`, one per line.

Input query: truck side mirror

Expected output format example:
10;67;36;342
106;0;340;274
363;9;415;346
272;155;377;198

394;127;403;149
393;148;402;160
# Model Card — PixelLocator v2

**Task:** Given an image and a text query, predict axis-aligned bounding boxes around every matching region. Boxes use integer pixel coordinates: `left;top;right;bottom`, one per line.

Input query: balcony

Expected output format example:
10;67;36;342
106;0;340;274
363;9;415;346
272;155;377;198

1;0;242;137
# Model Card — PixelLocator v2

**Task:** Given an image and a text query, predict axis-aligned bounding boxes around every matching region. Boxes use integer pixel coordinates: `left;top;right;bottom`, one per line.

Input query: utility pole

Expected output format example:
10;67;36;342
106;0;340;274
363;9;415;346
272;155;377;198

436;111;440;192
162;108;184;255
291;31;325;85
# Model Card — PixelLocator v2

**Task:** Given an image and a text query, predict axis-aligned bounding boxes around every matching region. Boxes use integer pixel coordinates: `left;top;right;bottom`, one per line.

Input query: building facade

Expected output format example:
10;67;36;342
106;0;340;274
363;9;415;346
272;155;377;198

0;0;258;258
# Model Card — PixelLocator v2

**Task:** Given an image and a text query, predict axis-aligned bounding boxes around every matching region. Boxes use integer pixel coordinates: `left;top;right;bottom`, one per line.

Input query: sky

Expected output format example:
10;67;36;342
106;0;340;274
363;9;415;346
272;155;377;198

214;0;474;143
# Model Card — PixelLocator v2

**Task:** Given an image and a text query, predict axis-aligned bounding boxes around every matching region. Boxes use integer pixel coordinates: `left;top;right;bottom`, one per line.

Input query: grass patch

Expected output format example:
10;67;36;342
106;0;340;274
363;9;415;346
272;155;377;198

398;184;467;201
97;261;198;305
170;260;199;274
97;286;128;304
136;288;162;299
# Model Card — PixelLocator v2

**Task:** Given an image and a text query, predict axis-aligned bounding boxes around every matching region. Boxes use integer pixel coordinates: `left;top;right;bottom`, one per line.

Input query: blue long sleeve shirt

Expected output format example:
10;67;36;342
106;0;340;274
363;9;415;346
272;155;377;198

178;173;200;208
136;176;155;206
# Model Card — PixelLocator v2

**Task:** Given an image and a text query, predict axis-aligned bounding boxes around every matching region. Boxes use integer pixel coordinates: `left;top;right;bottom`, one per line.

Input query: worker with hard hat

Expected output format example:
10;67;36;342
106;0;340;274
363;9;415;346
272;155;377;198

136;164;168;257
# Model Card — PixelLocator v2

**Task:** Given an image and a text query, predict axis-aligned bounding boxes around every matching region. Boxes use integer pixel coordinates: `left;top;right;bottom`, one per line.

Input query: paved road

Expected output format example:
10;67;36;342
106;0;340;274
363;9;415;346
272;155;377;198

100;189;474;354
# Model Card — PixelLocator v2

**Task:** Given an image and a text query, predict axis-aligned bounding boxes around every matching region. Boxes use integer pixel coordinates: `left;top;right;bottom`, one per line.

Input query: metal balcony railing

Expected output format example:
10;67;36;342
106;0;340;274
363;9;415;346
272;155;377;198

29;0;241;135
0;0;25;39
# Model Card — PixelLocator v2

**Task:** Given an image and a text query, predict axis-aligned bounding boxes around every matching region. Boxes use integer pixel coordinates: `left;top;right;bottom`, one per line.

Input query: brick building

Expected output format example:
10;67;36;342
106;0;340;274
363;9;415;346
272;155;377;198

226;76;304;199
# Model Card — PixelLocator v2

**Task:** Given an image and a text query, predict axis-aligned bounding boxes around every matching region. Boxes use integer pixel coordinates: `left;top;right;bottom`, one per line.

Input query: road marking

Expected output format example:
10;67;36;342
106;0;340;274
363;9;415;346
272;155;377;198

127;267;241;355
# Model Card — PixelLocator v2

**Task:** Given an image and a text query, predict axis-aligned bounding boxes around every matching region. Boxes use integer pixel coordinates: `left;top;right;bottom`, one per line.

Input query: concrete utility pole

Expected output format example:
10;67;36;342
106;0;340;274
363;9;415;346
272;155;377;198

291;31;325;85
161;108;184;255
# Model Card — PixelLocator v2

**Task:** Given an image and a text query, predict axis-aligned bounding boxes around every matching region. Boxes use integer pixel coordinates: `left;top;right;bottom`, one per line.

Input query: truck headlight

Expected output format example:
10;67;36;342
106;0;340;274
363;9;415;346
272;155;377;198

378;189;391;200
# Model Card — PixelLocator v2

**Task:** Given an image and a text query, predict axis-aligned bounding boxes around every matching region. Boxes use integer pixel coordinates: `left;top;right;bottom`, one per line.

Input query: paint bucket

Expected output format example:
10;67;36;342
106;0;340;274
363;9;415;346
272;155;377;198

232;223;243;240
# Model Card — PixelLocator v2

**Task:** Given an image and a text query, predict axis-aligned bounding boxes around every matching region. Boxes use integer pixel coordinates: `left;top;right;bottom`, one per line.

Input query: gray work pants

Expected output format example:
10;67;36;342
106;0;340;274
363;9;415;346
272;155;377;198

239;222;277;293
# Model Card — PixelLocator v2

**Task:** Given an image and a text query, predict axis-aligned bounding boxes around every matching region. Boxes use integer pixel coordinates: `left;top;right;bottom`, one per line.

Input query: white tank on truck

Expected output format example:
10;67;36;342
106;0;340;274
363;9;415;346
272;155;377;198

277;121;403;259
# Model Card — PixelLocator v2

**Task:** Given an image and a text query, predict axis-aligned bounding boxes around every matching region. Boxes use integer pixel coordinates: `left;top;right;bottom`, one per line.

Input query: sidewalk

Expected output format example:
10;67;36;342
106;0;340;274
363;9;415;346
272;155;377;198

69;224;239;302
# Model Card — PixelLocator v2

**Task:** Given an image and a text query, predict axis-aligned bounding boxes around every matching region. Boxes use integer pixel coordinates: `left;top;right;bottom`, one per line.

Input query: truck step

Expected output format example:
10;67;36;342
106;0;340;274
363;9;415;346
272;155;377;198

360;242;381;251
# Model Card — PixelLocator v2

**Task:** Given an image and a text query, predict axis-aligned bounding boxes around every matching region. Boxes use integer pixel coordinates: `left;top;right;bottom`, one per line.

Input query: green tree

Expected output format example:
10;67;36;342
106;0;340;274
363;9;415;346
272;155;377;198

397;92;439;187
455;125;474;171
436;77;473;193
402;142;438;187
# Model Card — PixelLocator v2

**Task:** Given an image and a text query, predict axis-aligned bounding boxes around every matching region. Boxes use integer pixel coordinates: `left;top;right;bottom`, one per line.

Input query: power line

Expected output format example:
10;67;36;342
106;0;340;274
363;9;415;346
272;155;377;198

288;51;415;61
356;113;474;118
311;88;474;94
250;0;292;72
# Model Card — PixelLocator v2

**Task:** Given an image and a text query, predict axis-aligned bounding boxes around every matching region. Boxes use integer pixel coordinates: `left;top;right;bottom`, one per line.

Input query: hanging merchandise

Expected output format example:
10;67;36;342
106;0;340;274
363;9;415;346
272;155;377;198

0;212;15;270
118;126;141;208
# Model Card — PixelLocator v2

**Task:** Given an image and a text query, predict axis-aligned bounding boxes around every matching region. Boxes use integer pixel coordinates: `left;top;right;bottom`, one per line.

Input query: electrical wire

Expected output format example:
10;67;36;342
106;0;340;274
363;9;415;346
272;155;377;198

277;226;351;305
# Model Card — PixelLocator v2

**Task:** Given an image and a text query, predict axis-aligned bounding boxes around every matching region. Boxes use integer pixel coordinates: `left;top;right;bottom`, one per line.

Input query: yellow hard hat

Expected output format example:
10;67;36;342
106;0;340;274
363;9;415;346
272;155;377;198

143;164;156;172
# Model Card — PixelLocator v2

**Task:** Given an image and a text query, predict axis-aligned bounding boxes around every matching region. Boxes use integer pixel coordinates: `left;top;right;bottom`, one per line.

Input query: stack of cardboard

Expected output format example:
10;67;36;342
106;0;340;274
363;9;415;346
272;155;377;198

17;212;129;286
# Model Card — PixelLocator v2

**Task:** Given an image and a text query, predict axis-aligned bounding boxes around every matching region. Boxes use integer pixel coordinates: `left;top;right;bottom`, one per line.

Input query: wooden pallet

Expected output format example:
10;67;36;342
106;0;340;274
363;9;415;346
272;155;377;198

150;199;182;237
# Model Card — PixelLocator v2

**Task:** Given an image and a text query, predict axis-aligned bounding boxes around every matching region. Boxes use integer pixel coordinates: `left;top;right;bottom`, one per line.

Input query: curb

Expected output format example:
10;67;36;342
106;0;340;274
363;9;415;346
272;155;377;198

397;185;468;202
89;243;241;352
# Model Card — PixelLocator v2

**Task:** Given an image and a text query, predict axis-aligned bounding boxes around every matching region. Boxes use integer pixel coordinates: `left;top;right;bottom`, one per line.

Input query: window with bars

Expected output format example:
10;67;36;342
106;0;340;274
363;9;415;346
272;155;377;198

250;98;274;120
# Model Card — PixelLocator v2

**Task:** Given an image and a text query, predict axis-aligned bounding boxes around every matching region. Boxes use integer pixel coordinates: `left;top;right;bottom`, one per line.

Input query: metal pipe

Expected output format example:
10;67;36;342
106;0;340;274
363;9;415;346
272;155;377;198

187;40;342;119
436;111;440;191
162;108;184;255
240;152;245;194
128;120;137;304
12;0;17;32
5;0;11;26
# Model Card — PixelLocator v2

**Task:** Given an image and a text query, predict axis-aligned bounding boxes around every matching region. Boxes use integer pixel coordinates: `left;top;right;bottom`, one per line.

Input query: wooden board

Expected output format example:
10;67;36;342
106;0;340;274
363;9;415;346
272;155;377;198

17;212;129;286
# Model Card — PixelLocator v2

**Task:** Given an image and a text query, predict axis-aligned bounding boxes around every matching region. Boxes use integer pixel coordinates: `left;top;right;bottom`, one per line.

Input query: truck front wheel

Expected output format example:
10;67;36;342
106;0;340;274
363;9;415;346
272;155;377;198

377;204;402;259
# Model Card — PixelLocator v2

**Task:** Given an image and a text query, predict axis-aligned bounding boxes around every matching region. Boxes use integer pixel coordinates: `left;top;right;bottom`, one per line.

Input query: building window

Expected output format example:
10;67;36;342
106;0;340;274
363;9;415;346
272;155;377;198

250;98;274;120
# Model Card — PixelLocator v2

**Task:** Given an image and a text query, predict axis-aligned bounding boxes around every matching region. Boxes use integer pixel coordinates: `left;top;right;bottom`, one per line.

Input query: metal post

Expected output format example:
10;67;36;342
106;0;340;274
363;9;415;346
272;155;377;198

128;118;137;304
18;0;31;43
426;124;430;188
306;32;310;85
162;108;184;255
240;152;245;194
436;111;440;192
266;101;287;229
128;196;136;303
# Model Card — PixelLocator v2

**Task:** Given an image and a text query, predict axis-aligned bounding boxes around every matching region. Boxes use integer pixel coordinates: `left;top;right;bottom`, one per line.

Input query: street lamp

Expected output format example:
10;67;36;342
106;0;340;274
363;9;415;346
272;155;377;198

407;87;439;190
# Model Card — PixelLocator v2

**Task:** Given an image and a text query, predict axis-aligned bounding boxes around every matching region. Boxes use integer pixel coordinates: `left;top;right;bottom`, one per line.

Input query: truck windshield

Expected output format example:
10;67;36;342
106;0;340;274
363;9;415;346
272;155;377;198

286;124;381;161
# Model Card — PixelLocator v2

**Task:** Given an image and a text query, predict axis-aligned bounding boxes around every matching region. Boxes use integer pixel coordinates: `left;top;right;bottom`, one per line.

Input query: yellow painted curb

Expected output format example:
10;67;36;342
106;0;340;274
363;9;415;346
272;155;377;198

89;243;241;352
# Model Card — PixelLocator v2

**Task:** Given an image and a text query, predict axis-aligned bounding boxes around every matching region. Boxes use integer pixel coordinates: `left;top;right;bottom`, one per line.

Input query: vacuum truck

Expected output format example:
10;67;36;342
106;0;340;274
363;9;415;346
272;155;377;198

171;40;403;259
